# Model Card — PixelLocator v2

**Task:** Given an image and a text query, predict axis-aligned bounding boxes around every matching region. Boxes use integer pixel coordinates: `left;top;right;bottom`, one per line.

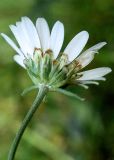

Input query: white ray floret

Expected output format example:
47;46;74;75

64;31;89;62
86;42;107;52
77;67;112;81
14;55;26;68
1;33;23;56
50;21;64;59
21;17;41;49
76;42;107;68
78;80;100;89
36;18;50;53
80;80;99;85
10;24;32;57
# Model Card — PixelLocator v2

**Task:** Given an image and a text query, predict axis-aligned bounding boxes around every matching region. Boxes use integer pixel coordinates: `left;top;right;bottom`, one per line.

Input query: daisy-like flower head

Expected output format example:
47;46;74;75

1;17;112;98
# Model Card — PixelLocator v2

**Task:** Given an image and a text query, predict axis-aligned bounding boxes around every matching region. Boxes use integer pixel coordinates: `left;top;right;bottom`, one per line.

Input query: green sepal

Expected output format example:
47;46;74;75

21;85;39;96
49;70;65;85
50;80;66;88
52;88;85;101
27;70;40;85
41;54;52;82
49;62;60;79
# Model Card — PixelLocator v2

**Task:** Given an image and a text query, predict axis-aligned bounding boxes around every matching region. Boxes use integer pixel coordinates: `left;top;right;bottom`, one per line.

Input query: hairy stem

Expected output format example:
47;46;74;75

8;85;49;160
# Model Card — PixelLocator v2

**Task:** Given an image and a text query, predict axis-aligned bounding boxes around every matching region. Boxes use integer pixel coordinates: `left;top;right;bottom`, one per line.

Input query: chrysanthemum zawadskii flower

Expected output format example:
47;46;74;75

1;17;112;99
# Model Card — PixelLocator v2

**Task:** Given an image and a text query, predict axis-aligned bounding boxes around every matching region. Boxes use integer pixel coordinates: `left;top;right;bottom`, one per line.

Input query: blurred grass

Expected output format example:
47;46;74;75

0;0;114;160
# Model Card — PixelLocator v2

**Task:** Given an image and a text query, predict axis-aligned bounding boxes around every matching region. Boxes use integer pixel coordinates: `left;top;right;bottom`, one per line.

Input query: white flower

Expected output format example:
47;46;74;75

1;17;64;68
1;17;111;90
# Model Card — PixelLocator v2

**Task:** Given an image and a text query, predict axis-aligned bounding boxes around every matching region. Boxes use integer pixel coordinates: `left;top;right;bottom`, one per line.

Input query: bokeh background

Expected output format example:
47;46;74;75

0;0;114;160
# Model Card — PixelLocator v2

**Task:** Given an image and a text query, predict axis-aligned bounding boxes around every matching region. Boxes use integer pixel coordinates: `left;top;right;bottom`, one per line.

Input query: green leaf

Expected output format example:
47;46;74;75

52;88;85;101
21;85;39;96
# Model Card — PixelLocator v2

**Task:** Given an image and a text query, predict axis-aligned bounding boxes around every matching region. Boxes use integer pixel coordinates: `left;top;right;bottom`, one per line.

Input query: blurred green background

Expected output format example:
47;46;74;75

0;0;114;160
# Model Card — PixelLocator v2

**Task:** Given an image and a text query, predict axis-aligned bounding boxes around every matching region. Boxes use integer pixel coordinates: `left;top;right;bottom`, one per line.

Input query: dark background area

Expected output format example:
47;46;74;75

0;0;114;160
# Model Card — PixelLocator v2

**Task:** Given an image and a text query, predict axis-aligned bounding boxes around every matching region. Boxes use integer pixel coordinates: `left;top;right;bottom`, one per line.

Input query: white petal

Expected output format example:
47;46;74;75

1;33;23;56
78;80;99;85
14;55;26;68
36;18;50;52
10;17;41;58
78;80;99;89
16;22;34;56
78;84;89;89
76;42;107;69
77;67;112;81
64;31;89;62
91;77;106;81
50;21;64;59
11;17;40;57
10;24;28;56
87;42;107;52
76;52;94;69
21;17;41;49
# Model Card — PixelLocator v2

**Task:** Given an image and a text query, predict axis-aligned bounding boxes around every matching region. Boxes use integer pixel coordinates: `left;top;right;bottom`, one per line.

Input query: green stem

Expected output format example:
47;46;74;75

8;85;49;160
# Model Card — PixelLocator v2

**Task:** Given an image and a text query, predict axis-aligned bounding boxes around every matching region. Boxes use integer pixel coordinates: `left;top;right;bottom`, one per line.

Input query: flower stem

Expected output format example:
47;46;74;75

8;85;49;160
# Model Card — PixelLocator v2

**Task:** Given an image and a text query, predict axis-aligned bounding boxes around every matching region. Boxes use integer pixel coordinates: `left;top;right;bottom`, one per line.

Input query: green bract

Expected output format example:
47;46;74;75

24;49;80;89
